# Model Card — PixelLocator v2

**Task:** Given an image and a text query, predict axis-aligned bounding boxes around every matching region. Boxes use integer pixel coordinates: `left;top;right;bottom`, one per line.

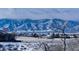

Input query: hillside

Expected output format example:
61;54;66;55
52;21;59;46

0;18;79;34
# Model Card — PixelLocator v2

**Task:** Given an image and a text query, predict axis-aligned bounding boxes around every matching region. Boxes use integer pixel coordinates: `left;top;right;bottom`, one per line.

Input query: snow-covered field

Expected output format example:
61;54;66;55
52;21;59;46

16;37;79;51
0;36;79;51
16;36;53;41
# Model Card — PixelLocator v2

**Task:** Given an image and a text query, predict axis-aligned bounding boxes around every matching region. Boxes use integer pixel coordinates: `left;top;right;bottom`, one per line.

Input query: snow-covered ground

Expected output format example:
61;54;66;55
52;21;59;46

16;36;53;42
0;36;79;51
15;37;79;51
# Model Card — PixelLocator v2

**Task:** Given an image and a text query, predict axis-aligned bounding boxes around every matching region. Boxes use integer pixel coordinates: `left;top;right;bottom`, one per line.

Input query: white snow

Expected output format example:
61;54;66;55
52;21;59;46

16;36;53;42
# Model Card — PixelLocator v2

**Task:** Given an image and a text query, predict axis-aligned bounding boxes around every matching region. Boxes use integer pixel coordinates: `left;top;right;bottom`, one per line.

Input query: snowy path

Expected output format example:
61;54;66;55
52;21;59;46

15;36;77;41
16;36;53;42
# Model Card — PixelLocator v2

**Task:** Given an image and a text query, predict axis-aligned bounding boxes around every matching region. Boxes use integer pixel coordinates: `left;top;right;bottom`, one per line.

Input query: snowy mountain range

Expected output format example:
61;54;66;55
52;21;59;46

0;18;79;33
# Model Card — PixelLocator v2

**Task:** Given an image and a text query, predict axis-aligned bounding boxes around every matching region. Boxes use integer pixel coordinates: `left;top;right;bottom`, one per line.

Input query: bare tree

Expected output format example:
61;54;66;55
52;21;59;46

58;21;68;51
61;21;68;51
53;19;68;51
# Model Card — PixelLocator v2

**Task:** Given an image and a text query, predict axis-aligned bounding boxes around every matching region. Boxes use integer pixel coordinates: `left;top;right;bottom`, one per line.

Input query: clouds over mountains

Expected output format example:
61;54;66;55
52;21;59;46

0;8;79;20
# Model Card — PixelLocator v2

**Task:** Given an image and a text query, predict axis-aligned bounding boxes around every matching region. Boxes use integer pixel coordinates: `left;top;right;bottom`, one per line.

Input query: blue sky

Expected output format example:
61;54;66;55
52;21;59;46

0;8;79;20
